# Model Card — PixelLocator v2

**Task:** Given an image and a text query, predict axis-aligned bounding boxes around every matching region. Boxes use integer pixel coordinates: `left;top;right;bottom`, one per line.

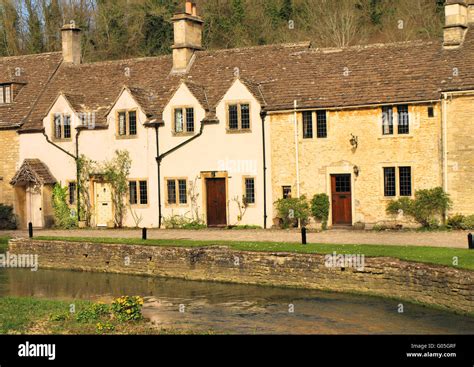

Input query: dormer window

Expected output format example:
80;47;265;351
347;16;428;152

174;107;195;134
227;103;251;132
52;113;72;140
0;85;12;104
116;110;137;138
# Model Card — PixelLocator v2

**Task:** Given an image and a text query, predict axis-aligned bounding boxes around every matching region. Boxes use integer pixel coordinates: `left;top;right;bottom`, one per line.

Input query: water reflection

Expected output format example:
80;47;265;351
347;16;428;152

1;269;473;334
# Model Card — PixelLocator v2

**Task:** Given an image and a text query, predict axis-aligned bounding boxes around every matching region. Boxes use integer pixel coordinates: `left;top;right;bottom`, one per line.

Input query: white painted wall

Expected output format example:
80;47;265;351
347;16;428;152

19;80;272;228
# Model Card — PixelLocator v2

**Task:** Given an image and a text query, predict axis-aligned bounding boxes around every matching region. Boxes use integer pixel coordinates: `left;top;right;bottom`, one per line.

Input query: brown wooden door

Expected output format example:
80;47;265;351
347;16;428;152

331;174;352;225
206;178;227;227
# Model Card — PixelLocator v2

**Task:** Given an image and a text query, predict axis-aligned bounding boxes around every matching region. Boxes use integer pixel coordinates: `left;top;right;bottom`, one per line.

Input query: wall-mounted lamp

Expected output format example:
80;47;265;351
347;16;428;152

353;165;360;177
350;134;359;150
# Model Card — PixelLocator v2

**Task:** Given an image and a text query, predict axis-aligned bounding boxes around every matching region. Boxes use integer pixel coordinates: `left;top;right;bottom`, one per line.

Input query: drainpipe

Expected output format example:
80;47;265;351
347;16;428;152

260;110;268;229
155;120;212;228
75;129;82;221
441;93;449;200
153;123;163;228
293;100;301;198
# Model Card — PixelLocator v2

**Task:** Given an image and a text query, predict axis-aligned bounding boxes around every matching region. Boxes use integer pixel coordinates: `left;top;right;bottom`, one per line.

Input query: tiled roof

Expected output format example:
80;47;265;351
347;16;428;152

4;28;474;132
10;159;57;186
0;52;63;129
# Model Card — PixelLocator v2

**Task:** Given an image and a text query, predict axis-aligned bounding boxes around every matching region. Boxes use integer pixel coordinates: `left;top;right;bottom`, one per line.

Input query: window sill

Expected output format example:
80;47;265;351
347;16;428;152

130;204;149;209
226;129;252;134
116;135;138;140
381;195;414;201
52;138;73;143
165;204;190;208
173;132;195;137
378;134;413;140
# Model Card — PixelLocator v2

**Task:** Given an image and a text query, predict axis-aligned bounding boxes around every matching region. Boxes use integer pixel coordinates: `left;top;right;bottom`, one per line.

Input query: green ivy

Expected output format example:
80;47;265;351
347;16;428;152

52;184;77;229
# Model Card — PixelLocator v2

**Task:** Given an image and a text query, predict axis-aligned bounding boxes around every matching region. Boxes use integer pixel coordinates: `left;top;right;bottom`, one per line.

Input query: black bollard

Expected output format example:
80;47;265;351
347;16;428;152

469;233;473;250
28;222;33;239
301;227;307;245
142;227;147;241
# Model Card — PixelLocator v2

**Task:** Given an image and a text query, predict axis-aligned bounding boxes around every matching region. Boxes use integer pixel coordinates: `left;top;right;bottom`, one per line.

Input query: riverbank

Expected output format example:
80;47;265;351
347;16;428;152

8;238;474;315
0;296;212;335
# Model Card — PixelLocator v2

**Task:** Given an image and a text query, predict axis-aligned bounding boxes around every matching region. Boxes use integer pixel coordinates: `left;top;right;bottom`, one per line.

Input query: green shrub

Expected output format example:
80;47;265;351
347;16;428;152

386;187;451;228
462;215;474;230
310;194;330;230
163;215;206;229
76;302;111;323
274;195;310;228
52;184;77;229
448;214;466;230
0;204;17;230
111;296;144;322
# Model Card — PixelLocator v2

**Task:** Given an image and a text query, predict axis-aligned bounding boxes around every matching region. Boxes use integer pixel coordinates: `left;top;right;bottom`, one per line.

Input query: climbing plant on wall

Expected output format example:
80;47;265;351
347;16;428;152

103;150;132;228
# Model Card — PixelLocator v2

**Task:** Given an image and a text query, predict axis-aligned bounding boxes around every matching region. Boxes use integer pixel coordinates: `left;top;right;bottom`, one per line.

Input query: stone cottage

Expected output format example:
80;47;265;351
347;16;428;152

0;0;473;229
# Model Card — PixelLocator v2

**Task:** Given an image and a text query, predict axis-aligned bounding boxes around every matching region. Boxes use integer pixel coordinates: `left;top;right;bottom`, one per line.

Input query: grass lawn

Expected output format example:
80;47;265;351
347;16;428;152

36;236;474;271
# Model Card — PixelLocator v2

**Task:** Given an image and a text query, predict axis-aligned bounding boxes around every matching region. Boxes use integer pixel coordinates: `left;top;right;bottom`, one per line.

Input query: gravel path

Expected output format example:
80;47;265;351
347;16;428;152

2;228;472;248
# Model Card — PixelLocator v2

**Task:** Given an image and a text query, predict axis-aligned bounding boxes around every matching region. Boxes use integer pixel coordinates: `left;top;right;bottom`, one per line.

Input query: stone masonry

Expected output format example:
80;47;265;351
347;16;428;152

8;238;474;315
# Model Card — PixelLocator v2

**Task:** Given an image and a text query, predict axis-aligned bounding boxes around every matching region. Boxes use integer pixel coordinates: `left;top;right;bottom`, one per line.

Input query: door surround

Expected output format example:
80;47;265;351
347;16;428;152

326;166;356;227
201;171;228;227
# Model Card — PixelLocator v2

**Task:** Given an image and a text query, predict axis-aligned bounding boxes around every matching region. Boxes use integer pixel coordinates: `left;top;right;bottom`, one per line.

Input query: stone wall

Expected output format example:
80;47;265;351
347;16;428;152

0;129;19;207
8;238;474;314
446;95;474;216
269;104;443;227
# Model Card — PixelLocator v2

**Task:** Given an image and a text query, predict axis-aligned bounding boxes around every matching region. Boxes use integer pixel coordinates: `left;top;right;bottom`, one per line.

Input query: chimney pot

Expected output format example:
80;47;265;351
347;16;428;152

185;1;193;15
61;21;82;64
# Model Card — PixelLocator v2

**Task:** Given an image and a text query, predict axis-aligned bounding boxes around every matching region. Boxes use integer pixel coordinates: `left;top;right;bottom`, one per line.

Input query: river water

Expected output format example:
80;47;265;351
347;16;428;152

0;268;473;334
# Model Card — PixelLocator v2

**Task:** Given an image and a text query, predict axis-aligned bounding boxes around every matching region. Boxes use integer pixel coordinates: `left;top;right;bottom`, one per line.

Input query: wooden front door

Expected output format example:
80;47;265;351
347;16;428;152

206;178;227;227
331;174;352;226
26;185;43;228
95;182;113;227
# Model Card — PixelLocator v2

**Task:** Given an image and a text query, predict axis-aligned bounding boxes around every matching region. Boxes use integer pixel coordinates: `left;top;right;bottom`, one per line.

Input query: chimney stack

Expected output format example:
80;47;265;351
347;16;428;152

468;0;474;23
61;21;82;64
444;0;469;48
171;1;203;73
